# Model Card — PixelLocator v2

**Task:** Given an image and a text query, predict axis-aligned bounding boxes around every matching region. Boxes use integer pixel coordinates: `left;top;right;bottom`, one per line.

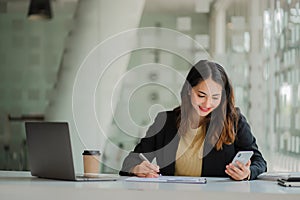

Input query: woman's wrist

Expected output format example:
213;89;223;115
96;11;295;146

129;166;137;176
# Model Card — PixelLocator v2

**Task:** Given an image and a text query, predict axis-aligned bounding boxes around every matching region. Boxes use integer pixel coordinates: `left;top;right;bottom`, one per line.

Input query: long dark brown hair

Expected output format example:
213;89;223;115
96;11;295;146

175;60;238;150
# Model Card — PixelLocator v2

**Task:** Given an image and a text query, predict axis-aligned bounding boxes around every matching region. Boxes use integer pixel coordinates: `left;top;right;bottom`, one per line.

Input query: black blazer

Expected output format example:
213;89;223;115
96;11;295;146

119;108;267;180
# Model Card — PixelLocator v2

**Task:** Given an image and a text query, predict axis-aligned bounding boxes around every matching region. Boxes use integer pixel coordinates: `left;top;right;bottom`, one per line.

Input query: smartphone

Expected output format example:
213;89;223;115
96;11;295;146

278;178;300;187
231;151;253;167
280;176;300;182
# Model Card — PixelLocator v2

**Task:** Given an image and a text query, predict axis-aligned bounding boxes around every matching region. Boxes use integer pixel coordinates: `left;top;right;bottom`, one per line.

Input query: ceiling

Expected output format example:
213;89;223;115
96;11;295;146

143;0;211;14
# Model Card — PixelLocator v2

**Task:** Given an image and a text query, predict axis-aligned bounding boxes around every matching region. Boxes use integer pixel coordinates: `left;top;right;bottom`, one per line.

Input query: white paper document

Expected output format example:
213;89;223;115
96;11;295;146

125;176;207;184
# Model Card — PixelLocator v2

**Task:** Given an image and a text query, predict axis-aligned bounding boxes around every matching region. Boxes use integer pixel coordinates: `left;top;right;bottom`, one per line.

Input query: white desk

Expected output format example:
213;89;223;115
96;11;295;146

0;171;299;200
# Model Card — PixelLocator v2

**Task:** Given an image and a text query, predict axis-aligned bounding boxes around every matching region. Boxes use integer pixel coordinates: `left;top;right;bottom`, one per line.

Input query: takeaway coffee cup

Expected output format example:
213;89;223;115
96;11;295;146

82;150;101;174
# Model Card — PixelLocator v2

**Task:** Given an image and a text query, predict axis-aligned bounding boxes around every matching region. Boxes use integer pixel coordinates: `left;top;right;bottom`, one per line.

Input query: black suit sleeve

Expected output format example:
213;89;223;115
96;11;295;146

235;111;267;180
119;112;168;176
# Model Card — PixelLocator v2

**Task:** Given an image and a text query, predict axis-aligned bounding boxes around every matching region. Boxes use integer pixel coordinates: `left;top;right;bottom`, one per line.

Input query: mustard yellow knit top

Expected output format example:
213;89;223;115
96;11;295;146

175;126;205;176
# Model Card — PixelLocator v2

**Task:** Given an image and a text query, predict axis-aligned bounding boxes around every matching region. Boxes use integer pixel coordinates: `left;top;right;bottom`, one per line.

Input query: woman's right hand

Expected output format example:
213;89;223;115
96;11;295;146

131;161;160;178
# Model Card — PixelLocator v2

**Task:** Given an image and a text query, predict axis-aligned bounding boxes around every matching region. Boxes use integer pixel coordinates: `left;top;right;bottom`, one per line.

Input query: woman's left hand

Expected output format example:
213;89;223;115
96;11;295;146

225;160;251;181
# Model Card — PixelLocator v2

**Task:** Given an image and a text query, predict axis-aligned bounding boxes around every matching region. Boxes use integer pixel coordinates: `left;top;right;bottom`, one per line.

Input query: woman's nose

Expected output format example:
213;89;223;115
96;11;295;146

203;97;212;107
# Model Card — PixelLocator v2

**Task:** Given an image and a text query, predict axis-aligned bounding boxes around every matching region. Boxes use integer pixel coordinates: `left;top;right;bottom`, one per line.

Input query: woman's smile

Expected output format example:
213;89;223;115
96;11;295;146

199;106;211;112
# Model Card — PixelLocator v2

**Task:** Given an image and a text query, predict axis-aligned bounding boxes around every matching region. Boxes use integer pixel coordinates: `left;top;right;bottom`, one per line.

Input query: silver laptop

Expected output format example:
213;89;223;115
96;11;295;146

25;121;118;181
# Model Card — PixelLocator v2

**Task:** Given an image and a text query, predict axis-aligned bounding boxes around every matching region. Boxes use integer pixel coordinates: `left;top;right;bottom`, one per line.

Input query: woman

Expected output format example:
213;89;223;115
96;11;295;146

119;60;267;180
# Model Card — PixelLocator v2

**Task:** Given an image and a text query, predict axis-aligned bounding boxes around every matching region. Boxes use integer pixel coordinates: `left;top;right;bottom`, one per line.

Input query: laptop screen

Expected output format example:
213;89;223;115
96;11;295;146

25;122;76;181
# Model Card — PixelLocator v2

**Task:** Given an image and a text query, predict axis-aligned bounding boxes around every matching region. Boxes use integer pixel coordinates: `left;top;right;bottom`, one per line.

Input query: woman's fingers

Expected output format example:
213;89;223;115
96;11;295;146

225;161;251;181
131;161;160;177
143;161;160;172
145;173;159;178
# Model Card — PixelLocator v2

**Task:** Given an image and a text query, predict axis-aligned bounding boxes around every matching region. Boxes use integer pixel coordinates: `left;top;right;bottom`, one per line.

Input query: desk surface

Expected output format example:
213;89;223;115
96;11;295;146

0;171;299;200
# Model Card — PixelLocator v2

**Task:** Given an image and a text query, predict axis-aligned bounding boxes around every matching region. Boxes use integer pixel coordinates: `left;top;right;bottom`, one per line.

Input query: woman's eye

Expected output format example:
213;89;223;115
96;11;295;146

198;95;205;98
212;97;219;100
